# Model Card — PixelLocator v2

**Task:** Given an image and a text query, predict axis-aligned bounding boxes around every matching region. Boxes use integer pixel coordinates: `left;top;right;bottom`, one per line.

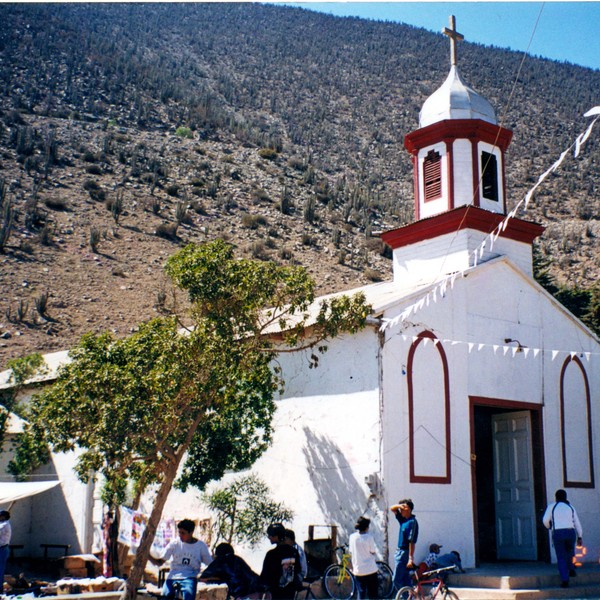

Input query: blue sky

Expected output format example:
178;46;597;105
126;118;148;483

273;2;600;71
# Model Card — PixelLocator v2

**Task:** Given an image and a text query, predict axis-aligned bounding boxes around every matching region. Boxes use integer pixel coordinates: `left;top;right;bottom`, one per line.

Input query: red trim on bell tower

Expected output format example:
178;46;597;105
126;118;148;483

405;119;512;154
405;119;513;218
381;205;544;249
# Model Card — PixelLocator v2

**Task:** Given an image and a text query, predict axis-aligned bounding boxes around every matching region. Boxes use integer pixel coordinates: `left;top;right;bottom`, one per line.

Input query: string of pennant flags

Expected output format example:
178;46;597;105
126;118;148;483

396;333;597;362
381;106;600;335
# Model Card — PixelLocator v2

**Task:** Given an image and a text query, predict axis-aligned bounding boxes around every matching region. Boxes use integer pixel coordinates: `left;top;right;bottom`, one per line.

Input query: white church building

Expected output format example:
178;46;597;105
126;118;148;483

243;18;600;569
1;18;599;572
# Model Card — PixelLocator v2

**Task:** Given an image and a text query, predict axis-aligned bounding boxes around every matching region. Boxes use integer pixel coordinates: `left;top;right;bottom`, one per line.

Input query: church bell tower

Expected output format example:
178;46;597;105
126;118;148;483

404;16;513;220
381;16;544;284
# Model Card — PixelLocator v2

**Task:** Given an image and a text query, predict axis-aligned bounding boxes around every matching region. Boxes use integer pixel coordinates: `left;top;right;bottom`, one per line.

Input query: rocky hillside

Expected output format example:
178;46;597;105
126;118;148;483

0;3;598;365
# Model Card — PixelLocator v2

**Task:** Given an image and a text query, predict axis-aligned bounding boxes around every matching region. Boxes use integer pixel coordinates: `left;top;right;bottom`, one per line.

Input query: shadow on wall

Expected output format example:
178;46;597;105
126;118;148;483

302;426;385;549
9;456;80;558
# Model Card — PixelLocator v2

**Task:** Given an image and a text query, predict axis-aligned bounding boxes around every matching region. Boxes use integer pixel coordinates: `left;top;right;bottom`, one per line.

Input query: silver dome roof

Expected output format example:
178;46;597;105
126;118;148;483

419;66;497;128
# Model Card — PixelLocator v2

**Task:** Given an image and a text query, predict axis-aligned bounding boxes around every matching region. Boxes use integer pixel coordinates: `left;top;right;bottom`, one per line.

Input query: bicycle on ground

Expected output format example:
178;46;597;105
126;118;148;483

395;565;459;600
322;545;356;600
322;545;395;600
376;560;394;599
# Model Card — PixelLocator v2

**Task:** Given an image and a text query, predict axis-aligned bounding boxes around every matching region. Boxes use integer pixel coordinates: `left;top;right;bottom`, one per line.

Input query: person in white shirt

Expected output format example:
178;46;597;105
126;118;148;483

0;510;11;589
150;518;213;600
542;489;583;588
349;516;378;599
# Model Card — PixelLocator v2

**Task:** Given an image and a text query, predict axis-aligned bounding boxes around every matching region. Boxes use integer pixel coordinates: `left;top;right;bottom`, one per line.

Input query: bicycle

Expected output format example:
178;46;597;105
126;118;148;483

294;581;318;600
144;580;185;600
376;560;394;598
322;545;356;600
395;565;459;600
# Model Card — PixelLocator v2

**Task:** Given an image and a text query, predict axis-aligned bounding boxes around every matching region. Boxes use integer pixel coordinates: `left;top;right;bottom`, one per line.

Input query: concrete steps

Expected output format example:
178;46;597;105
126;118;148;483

447;563;600;600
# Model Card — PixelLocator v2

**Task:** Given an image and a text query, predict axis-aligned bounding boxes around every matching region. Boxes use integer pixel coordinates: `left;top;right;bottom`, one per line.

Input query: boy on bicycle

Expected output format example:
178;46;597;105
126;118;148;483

150;518;213;600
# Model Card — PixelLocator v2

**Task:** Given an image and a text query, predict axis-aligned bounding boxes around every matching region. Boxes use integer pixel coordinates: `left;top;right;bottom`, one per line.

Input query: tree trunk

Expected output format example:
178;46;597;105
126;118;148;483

227;500;237;545
121;458;180;600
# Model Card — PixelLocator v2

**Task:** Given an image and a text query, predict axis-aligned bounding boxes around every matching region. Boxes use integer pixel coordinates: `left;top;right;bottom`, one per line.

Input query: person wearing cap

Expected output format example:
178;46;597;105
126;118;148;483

542;489;583;588
424;543;441;568
0;510;11;590
390;499;419;590
348;516;378;599
259;523;301;599
435;550;465;573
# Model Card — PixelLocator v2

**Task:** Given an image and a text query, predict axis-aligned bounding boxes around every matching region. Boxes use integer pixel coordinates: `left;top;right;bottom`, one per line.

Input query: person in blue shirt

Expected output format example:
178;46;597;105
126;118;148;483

390;499;419;590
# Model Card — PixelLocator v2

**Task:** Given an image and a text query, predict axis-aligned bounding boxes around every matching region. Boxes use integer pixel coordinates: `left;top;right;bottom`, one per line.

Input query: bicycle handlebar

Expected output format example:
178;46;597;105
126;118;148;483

421;565;457;578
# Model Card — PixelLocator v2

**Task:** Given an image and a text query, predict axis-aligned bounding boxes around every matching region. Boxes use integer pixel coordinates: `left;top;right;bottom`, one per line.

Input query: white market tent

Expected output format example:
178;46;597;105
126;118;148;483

0;480;61;505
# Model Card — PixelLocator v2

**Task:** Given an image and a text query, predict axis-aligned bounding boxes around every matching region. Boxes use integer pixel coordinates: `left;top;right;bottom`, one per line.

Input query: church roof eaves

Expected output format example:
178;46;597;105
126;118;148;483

381;205;544;250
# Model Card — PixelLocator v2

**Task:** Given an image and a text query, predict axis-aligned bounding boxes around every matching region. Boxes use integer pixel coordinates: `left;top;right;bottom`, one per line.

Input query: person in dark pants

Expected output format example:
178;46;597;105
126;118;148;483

349;516;379;599
259;523;301;599
542;489;583;588
200;542;260;599
0;510;11;591
390;499;419;591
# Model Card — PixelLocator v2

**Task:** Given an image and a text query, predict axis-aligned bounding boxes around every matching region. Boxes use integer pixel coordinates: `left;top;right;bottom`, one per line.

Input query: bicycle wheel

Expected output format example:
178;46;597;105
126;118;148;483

376;561;394;598
322;564;356;600
441;589;459;600
395;586;417;600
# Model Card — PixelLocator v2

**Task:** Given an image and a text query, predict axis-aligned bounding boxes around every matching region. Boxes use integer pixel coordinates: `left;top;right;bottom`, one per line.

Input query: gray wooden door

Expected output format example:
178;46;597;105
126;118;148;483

493;411;537;560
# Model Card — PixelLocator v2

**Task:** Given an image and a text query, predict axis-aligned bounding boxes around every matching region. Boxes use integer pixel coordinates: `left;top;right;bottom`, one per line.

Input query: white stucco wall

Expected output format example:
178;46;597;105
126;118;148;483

392;231;534;286
381;277;475;567
452;138;474;208
381;261;600;568
235;328;385;571
161;326;385;573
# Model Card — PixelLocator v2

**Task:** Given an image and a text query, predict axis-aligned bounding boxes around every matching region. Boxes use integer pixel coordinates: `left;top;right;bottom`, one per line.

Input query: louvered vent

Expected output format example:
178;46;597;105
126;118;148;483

424;150;442;201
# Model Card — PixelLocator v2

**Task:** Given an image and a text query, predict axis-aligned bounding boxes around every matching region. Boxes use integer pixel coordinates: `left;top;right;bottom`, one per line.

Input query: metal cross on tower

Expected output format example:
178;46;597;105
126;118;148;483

443;15;464;66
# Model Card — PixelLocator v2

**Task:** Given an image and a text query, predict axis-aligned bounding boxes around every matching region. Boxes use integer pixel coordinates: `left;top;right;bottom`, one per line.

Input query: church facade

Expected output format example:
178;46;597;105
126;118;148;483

244;18;600;569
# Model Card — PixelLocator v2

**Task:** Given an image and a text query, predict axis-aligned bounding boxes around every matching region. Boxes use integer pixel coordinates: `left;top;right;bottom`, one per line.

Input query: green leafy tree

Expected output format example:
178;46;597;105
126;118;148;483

19;239;370;598
203;474;293;548
0;354;50;480
0;354;46;456
583;286;600;336
533;245;599;336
